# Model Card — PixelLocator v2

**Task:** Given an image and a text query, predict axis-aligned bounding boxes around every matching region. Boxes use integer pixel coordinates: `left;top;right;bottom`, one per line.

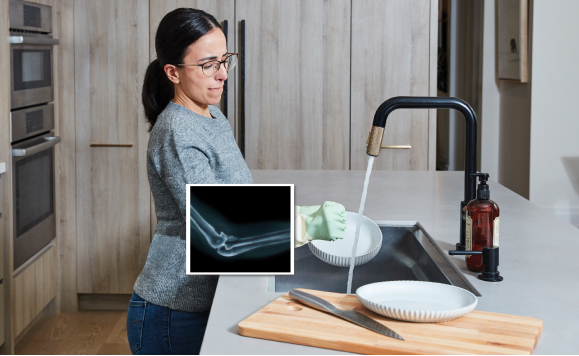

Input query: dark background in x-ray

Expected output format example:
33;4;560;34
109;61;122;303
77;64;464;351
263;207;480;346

191;185;290;223
189;185;292;273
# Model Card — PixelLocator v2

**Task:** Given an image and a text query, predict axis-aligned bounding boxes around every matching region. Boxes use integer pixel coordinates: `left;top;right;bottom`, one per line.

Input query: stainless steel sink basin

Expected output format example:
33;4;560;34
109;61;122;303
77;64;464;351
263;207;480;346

269;223;480;296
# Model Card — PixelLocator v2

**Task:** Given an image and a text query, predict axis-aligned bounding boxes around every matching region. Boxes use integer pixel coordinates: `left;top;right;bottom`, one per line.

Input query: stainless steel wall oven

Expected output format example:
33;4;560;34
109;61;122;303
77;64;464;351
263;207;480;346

9;0;60;271
9;0;58;110
12;129;60;270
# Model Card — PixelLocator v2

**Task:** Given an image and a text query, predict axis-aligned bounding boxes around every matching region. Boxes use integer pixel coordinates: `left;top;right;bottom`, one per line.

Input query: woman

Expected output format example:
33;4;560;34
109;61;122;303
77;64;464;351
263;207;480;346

127;7;348;354
126;8;251;355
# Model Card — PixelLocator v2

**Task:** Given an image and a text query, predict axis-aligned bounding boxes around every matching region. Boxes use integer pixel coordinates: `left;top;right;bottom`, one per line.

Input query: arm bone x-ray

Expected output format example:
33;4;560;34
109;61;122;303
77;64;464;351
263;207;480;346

189;198;291;261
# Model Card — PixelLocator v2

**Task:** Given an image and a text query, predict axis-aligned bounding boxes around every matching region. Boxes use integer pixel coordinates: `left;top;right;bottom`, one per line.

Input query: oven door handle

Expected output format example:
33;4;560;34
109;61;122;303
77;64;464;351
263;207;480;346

9;36;60;45
12;136;61;157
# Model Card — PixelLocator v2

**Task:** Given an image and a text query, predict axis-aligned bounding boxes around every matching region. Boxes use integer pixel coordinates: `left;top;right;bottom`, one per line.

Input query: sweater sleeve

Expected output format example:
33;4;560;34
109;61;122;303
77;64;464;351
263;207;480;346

159;119;217;221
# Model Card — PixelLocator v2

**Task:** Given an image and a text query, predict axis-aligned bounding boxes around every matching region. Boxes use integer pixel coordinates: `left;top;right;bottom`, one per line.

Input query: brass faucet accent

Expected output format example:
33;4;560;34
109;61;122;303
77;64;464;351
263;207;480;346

366;126;385;157
365;130;412;153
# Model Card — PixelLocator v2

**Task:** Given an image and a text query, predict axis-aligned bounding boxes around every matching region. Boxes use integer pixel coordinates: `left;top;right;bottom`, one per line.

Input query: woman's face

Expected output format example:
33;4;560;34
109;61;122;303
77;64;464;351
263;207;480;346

171;28;228;107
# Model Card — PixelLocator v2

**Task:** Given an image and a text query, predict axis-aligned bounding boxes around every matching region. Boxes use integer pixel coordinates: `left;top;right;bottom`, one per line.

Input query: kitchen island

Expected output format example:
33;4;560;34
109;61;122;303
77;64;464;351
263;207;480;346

201;170;579;354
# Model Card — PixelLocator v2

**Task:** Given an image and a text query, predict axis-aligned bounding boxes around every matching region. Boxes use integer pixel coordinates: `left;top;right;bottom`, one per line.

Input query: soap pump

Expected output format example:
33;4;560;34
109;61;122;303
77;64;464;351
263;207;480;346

464;173;500;273
449;173;503;282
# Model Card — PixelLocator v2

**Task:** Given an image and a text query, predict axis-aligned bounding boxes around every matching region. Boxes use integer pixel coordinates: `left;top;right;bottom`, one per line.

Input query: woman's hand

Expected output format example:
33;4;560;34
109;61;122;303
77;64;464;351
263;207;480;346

295;201;347;247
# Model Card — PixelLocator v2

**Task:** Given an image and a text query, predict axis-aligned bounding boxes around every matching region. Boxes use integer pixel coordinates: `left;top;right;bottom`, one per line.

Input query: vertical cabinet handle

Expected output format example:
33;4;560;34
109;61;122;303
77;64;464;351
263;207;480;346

223;20;228;118
240;20;246;158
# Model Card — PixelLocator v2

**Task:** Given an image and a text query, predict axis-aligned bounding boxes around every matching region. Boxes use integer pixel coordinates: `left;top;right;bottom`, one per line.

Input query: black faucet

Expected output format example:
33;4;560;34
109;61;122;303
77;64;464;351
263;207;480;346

366;96;477;251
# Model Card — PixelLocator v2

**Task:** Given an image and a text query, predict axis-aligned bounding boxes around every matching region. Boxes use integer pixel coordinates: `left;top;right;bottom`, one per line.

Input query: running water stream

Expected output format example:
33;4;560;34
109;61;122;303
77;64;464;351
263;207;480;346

346;155;375;294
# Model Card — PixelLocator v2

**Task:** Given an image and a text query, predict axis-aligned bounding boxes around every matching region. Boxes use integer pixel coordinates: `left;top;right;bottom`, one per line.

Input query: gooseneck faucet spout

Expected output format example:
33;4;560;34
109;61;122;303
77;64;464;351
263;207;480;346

367;96;477;251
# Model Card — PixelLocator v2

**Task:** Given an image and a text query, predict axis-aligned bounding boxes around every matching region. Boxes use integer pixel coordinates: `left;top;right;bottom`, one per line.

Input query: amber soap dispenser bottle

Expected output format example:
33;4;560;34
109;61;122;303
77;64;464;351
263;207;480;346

465;173;499;272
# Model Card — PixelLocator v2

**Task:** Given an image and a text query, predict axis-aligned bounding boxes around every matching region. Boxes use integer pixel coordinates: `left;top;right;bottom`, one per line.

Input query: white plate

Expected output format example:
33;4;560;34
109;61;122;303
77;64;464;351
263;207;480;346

308;212;382;267
356;281;478;323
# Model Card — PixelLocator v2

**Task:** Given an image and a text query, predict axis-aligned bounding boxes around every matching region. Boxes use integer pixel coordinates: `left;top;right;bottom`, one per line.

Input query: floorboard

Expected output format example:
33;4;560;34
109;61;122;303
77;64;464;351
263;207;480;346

15;311;131;355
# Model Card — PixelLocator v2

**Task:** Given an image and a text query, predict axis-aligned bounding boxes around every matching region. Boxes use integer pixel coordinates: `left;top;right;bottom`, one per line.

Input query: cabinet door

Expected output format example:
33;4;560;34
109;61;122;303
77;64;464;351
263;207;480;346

75;0;150;294
236;0;351;169
149;1;235;130
351;0;434;170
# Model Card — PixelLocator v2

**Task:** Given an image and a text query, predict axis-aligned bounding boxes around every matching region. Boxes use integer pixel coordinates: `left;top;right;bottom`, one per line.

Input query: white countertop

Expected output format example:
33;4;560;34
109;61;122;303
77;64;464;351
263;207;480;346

200;170;579;354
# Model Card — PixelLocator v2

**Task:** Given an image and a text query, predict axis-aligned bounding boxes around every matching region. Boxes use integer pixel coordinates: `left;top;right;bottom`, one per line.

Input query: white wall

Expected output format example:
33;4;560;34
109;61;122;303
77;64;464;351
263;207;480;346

480;0;531;199
480;0;500;180
530;0;579;226
480;0;579;226
497;79;531;198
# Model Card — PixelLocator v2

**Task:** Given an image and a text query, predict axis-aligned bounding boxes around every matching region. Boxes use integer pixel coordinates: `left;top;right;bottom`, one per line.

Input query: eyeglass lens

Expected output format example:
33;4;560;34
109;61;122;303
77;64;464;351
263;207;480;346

202;55;237;76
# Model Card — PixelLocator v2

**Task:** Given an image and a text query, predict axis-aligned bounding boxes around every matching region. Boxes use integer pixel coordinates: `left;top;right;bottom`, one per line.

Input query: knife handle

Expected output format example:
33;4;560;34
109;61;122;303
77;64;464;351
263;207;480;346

289;289;337;314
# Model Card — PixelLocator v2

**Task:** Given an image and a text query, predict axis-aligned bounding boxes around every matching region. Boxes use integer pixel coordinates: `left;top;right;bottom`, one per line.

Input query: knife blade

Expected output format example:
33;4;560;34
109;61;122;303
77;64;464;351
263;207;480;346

288;289;404;341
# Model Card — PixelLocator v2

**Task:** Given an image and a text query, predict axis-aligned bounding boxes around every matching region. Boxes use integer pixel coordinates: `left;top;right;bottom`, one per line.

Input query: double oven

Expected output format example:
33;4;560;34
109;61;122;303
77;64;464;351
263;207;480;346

9;0;60;270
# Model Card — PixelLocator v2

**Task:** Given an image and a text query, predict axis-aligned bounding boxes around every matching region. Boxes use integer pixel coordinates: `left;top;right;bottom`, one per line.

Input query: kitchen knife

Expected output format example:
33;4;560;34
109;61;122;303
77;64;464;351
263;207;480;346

288;289;404;341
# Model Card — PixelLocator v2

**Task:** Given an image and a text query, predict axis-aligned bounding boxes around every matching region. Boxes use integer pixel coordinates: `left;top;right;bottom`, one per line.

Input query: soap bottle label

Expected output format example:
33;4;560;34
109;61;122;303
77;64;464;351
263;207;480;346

465;214;472;257
493;217;499;247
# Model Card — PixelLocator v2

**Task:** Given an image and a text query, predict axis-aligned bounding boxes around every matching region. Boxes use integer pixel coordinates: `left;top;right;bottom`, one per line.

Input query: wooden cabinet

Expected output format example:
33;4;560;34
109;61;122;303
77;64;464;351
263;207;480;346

148;1;354;170
13;244;57;337
65;0;437;301
74;0;150;294
350;0;437;170
236;0;351;170
234;0;436;170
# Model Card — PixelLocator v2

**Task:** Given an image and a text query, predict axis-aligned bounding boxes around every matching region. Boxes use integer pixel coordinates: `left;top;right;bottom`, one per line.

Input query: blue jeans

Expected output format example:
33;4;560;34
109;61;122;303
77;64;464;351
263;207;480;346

126;291;210;355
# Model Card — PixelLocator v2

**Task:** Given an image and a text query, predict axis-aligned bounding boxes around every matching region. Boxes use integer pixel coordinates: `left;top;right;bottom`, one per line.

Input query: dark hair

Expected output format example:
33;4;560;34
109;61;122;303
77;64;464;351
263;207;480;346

142;8;221;131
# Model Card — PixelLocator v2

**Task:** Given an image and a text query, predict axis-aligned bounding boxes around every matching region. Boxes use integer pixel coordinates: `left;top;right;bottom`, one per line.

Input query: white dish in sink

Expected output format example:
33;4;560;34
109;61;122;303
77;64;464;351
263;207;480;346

308;211;382;267
356;281;478;323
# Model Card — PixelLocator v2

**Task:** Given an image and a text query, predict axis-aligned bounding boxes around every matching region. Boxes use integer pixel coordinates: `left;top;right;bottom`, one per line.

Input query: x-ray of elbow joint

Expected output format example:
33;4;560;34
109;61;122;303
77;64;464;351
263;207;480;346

188;192;291;263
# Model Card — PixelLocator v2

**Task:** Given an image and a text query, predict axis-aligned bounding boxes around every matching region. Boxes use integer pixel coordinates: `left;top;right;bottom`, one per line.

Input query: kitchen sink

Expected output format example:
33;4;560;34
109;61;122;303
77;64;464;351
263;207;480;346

269;223;481;296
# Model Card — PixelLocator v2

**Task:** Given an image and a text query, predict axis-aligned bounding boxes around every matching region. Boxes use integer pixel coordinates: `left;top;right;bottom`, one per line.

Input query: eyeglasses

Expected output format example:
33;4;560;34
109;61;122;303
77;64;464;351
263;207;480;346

176;53;238;77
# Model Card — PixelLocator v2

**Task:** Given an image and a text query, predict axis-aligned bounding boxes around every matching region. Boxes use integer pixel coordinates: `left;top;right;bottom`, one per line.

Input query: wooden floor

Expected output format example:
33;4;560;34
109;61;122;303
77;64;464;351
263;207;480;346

15;311;131;355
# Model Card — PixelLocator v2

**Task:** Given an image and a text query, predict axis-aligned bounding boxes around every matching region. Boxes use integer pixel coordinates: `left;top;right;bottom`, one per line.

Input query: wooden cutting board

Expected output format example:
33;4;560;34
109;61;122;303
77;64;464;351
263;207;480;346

238;289;543;355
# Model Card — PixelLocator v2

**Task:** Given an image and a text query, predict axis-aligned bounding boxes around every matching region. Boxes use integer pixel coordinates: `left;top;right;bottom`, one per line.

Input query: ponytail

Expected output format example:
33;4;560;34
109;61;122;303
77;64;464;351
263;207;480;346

142;59;174;131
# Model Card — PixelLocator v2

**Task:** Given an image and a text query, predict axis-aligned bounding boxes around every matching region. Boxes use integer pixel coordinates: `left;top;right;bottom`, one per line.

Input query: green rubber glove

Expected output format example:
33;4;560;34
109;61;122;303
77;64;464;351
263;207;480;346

295;201;347;247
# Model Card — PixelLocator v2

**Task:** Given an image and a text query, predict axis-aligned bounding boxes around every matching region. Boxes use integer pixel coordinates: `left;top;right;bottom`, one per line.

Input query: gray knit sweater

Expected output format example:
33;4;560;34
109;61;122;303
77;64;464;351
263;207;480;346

133;102;253;312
